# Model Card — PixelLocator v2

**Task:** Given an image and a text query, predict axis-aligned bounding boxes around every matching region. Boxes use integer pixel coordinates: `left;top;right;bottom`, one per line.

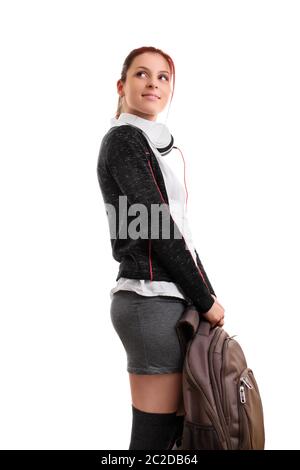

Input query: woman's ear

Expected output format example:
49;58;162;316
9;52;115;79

116;79;124;97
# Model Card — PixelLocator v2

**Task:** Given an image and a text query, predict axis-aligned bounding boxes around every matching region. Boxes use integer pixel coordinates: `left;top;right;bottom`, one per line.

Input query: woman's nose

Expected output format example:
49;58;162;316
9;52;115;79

147;80;159;89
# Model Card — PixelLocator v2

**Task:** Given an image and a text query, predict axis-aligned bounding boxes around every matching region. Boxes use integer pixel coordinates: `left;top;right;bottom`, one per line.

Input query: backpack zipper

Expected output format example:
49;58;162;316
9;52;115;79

209;330;233;449
221;337;231;424
185;352;228;449
239;374;253;403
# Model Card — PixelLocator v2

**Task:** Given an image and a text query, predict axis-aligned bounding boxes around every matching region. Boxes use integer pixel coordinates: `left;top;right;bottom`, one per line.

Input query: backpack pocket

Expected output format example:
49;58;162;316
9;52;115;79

238;368;265;449
182;420;223;450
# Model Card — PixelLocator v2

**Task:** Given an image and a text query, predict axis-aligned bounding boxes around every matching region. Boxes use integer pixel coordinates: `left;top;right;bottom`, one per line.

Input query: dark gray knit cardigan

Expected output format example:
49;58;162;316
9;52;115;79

97;123;216;314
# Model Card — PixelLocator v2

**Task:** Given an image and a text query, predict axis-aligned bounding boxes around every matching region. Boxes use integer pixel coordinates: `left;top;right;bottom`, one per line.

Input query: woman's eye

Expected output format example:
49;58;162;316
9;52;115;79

136;71;169;81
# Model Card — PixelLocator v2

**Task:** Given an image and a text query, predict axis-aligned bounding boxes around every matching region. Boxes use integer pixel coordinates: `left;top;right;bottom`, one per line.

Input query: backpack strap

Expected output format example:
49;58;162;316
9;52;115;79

175;305;199;356
197;318;213;336
175;305;215;356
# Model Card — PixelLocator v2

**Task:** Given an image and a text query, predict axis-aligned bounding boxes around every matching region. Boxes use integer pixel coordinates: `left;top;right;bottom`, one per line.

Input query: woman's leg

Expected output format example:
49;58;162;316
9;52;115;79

128;372;185;450
129;371;184;414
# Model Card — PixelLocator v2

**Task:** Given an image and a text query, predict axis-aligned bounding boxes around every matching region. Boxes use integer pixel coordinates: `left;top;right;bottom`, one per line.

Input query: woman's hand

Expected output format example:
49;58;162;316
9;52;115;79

202;294;225;328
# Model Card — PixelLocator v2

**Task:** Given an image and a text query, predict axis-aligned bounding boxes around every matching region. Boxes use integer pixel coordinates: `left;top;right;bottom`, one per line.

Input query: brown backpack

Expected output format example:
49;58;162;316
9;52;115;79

173;305;265;450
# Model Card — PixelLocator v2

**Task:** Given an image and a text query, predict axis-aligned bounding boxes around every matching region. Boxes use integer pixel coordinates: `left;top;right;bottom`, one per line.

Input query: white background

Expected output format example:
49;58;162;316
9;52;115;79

0;0;299;450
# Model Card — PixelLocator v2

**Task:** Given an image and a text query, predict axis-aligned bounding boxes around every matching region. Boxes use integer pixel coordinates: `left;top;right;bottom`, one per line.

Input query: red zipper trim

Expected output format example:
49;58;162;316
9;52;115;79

196;264;208;288
148;239;153;281
146;155;156;281
147;159;167;204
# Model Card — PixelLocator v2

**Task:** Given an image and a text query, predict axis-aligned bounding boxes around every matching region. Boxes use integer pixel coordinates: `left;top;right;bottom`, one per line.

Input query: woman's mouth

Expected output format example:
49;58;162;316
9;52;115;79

142;94;160;101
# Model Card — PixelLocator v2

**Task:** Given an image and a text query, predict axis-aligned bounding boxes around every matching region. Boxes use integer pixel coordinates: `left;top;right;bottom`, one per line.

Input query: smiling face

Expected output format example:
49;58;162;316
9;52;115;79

117;52;172;121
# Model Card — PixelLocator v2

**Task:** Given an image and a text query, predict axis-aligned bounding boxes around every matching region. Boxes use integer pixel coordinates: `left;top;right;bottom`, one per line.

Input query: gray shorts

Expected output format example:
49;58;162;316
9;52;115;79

110;290;188;375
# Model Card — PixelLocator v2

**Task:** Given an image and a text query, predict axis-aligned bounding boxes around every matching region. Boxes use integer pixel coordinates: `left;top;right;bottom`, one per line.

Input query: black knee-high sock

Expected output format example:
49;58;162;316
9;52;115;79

129;405;180;450
173;414;185;447
175;415;185;438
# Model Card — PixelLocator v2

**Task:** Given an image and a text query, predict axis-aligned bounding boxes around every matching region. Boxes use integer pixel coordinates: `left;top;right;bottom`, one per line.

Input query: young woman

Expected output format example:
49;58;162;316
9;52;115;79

97;46;225;450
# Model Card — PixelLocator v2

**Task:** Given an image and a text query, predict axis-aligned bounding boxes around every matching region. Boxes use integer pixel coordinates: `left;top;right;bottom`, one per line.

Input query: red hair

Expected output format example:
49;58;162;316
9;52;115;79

115;46;175;118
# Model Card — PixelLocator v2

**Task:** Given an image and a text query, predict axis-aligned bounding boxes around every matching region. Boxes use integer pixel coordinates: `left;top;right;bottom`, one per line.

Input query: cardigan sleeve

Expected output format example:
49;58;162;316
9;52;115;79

104;130;215;314
194;248;216;297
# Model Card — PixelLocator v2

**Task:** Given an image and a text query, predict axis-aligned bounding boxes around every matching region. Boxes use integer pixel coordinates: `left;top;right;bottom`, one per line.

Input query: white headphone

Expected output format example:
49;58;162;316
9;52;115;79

110;112;175;156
